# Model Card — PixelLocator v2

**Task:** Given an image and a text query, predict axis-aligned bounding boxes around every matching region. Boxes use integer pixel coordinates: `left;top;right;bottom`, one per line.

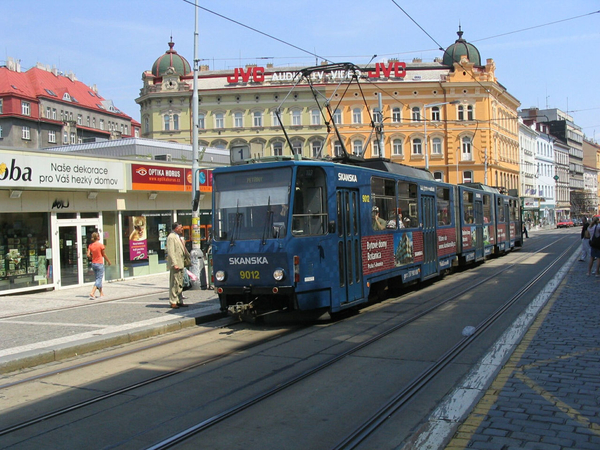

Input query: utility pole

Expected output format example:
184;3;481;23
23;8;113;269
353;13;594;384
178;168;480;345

190;0;205;289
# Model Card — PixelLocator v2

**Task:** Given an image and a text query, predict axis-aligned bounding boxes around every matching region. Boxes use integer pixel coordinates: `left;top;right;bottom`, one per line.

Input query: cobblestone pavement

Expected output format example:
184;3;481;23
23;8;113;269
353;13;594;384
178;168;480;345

445;259;600;450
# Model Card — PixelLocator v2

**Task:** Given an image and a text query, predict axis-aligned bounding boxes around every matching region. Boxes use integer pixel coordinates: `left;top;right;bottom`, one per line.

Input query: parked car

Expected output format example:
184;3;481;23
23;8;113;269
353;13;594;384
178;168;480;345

557;220;574;228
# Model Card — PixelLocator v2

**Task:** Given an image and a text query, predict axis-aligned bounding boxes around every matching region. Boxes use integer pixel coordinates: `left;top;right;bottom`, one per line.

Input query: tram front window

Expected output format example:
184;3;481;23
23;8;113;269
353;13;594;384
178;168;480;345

214;168;292;241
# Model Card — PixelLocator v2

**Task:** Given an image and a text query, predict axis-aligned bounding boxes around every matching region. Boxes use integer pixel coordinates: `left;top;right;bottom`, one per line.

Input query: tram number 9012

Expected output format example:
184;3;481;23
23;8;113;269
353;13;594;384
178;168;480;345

240;270;260;280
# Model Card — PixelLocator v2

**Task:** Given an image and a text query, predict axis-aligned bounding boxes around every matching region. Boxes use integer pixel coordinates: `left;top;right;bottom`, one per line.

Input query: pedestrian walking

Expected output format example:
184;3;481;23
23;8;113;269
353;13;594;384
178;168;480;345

87;232;111;299
587;217;600;277
580;217;590;262
166;222;188;308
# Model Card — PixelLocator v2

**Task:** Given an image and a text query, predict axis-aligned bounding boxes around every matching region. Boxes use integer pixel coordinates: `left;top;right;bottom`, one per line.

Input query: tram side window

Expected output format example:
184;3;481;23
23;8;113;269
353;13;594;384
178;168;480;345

371;177;396;230
398;181;419;228
436;187;451;226
483;194;492;223
292;167;327;236
509;200;518;221
463;191;474;223
497;197;505;222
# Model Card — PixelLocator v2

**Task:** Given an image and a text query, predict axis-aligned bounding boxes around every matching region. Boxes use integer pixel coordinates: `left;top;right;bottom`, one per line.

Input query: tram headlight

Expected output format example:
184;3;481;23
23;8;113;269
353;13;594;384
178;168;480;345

215;270;226;282
273;268;285;281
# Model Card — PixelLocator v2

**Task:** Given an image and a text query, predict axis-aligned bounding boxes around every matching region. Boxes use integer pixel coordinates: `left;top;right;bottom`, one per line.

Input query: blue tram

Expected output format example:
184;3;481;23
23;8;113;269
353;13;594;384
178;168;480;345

211;158;521;317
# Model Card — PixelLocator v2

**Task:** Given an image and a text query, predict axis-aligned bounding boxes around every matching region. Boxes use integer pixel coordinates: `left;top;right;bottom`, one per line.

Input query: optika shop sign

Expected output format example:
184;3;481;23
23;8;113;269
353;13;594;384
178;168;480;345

0;153;125;190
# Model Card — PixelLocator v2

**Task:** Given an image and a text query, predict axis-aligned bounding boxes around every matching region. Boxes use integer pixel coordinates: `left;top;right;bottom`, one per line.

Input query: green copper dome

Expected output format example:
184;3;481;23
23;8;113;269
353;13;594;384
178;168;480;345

442;27;481;67
151;39;191;77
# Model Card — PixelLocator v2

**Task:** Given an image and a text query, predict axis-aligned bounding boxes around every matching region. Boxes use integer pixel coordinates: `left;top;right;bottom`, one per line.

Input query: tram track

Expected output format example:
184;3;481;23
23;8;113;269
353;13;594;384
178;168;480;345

0;235;574;449
145;237;576;449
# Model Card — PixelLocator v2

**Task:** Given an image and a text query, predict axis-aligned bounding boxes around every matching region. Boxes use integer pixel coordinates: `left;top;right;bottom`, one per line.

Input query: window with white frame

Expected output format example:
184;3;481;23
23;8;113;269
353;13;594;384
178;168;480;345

21;101;31;116
198;113;205;129
273;142;283;156
373;108;382;124
253;111;263;127
70;132;76;144
46;107;51;118
352;139;363;156
164;114;170;131
292;140;302;155
412;138;422;155
392;107;401;123
458;105;464;121
92;117;96;128
77;114;82;125
78;136;82;144
234;112;243;128
333;109;342;125
215;112;224;129
144;117;149;133
431;106;440;122
291;110;302;126
461;136;473;160
463;170;473;183
63;131;68;144
311;141;322;158
392;139;403;156
271;110;281;127
310;109;321;125
467;105;474;121
352;108;362;124
134;128;139;138
411;106;421;122
373;140;381;157
334;140;343;157
173;114;179;130
99;119;104;130
22;126;30;140
433;171;444;182
52;108;57;120
432;137;442;155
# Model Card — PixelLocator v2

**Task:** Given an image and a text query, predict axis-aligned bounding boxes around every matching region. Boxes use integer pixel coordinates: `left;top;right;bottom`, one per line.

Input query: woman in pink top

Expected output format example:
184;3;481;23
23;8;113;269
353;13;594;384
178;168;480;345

87;232;111;299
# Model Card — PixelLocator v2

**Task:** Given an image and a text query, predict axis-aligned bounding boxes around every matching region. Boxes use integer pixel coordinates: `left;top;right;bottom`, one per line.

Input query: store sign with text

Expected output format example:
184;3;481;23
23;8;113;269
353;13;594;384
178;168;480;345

0;152;125;189
131;164;212;192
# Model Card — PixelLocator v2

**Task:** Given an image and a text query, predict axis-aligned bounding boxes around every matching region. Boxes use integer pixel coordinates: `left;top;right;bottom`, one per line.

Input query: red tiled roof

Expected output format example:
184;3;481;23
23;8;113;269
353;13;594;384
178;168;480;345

0;66;131;120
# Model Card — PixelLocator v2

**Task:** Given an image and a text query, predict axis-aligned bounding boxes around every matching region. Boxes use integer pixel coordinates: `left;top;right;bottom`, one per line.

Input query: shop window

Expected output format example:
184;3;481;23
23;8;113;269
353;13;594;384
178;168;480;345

0;213;52;292
121;211;173;278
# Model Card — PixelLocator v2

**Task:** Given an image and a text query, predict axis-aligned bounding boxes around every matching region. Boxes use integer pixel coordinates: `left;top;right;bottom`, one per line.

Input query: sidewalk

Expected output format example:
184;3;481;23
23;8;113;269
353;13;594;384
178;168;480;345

0;273;223;374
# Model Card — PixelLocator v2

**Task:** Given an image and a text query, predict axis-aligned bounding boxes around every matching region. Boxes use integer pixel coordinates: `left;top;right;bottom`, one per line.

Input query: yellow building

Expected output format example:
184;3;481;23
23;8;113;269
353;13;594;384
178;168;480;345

137;30;520;191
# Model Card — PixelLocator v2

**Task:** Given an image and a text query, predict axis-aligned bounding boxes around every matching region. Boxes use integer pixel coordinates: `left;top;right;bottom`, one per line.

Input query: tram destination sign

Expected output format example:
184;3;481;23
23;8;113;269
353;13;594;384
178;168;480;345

0;151;125;190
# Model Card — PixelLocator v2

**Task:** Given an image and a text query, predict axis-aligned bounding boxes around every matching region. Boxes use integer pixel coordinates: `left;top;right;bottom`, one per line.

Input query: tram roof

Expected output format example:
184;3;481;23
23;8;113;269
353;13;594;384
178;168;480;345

347;158;435;181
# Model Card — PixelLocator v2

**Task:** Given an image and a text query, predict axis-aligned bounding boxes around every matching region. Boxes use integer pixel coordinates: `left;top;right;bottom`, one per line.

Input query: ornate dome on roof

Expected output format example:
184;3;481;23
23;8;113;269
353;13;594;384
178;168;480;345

151;39;191;77
442;27;481;67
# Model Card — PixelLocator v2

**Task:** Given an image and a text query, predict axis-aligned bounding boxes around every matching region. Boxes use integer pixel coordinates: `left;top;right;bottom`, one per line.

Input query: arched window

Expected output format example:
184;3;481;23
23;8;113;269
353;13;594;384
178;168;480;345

431;106;440;122
372;140;381;157
432;137;442;155
311;109;321;125
215;113;224;129
467;105;474;121
333;109;342;125
411;107;421;122
273;142;283;156
234;112;244;128
461;136;472;160
352;108;362;124
412;138;422;155
173;114;179;131
164;114;170;131
392;107;402;123
143;117;149;133
198;113;205;129
352;139;363;156
333;140;343;157
311;141;323;157
373;108;382;124
392;139;403;156
292;110;302;126
253;111;263;127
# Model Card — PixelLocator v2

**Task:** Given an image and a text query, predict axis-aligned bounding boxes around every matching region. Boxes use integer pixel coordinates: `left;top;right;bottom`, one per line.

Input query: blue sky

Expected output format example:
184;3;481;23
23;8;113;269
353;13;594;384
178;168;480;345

4;1;600;141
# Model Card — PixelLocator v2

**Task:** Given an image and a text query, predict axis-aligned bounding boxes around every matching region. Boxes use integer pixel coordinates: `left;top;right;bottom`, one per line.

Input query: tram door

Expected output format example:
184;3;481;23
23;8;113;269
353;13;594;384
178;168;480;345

421;194;438;278
474;200;485;260
336;189;362;305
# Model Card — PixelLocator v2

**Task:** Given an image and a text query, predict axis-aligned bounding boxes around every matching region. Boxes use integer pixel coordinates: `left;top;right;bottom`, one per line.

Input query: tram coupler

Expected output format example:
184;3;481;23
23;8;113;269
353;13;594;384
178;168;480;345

228;301;255;315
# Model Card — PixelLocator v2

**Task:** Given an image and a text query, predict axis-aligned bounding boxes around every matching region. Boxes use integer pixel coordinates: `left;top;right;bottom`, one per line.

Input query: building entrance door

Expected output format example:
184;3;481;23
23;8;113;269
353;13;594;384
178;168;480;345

56;223;100;287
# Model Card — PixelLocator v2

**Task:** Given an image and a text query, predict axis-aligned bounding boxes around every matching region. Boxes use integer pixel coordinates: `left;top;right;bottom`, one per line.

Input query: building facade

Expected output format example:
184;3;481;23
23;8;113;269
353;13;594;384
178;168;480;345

0;57;140;151
137;31;520;192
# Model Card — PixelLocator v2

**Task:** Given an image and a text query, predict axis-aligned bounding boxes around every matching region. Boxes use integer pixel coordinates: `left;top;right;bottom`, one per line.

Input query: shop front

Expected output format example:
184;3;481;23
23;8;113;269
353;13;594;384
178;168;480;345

0;149;214;295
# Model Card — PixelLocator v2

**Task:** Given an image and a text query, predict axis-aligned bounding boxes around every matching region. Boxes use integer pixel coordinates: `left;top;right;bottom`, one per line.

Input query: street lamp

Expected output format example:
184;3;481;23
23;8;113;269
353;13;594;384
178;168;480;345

424;100;460;171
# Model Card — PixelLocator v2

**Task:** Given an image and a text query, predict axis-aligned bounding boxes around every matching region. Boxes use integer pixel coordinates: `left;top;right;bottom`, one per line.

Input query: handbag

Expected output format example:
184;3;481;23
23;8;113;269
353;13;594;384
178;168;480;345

184;253;192;267
590;226;600;249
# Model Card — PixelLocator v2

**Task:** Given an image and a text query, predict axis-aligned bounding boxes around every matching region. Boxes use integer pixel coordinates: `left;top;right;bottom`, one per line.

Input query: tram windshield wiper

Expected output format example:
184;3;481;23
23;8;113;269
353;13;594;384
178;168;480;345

262;197;273;245
230;201;242;247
